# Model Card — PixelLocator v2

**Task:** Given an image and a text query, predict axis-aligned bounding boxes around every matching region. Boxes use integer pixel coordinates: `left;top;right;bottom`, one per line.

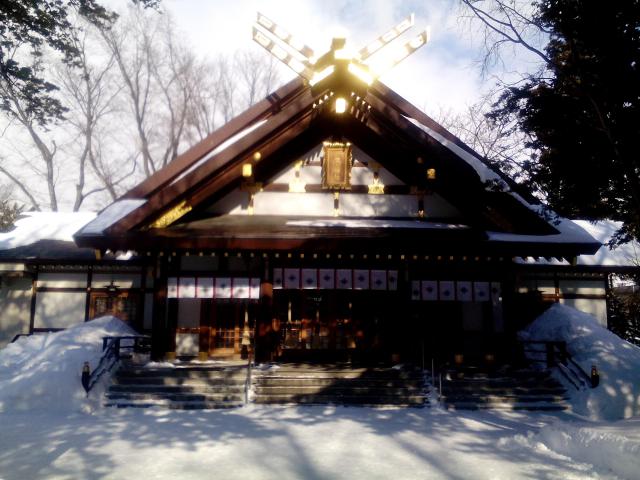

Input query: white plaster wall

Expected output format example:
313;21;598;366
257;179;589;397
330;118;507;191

0;276;32;347
34;291;86;329
218;191;462;218
559;280;606;295
560;297;608;326
270;165;405;186
254;192;334;216
176;333;199;356
37;273;87;288
517;278;556;295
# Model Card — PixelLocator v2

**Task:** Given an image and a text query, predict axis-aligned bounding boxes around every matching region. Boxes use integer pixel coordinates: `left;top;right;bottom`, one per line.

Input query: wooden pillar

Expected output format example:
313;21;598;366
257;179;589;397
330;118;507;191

84;266;93;322
28;267;38;334
165;254;180;360
257;256;275;362
199;300;212;361
151;255;168;361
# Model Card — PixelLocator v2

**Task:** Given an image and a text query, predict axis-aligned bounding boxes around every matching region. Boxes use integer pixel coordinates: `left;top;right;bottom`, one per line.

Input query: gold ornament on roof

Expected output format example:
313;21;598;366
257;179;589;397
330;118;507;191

252;12;431;92
149;200;192;229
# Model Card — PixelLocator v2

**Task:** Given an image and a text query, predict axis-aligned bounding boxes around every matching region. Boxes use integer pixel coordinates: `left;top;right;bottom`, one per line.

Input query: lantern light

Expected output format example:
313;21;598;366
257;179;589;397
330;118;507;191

427;168;436;180
335;97;347;114
242;163;253;178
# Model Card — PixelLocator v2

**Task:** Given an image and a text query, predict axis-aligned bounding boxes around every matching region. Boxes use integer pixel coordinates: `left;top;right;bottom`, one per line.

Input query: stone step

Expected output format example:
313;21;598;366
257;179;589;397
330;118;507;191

441;386;567;395
443;369;552;380
113;376;246;386
254;385;425;395
444;401;569;411
258;372;424;381
253;394;426;406
105;392;244;403
441;394;569;404
109;384;245;394
104;398;244;410
253;377;424;387
116;367;247;379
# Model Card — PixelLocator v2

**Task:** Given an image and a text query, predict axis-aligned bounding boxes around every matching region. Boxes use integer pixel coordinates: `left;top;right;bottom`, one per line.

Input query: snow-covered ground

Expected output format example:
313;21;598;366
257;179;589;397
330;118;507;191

0;407;638;480
0;311;639;479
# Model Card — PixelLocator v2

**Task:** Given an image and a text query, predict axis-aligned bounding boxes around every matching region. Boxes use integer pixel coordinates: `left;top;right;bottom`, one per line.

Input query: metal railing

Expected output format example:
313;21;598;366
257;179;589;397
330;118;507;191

520;339;594;389
83;335;151;394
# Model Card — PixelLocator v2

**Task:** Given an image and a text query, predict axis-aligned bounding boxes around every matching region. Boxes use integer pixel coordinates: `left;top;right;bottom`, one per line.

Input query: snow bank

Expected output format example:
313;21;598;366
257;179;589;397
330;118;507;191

520;303;640;420
0;316;134;413
535;419;640;480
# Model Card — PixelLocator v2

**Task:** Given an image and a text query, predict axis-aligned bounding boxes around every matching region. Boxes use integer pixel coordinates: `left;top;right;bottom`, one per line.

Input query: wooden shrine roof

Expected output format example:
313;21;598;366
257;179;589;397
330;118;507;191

74;74;601;258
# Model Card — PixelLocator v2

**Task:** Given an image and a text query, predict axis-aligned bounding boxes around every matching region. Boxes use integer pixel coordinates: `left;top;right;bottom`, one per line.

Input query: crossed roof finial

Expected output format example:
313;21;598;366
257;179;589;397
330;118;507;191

252;13;430;88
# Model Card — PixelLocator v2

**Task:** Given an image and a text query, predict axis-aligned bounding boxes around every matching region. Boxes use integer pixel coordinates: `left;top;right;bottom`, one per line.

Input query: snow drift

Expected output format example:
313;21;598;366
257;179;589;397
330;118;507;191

0;316;134;413
519;303;640;420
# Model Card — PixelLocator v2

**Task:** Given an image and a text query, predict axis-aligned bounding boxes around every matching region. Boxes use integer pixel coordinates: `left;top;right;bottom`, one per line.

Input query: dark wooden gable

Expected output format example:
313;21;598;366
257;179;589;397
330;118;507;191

74;73;600;257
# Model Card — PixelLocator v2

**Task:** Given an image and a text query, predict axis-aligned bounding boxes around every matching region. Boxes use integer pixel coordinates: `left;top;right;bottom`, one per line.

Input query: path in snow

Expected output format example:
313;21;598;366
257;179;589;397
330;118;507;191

1;406;635;480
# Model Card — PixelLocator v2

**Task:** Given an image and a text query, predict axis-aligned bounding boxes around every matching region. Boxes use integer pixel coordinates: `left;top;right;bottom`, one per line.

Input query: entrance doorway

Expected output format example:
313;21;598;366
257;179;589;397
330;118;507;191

272;290;393;361
207;301;256;358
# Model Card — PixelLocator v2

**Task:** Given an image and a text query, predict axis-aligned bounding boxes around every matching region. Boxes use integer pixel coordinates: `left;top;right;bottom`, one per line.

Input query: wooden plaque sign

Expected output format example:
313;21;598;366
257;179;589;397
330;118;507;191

322;143;352;190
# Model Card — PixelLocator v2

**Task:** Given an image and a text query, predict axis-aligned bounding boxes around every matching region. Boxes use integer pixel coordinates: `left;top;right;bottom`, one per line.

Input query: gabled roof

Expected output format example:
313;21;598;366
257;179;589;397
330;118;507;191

74;74;600;258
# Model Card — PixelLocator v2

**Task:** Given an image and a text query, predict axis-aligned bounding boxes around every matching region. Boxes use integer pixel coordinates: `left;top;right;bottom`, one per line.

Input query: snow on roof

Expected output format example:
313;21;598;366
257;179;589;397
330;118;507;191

286;219;470;230
0;211;96;250
404;115;604;249
78;199;146;235
404;116;507;186
171;119;269;186
518;220;640;267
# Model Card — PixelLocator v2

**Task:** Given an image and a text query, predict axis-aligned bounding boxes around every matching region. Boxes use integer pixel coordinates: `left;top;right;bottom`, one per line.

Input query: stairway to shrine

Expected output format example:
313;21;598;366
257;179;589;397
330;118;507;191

252;363;427;406
104;363;247;409
439;367;570;411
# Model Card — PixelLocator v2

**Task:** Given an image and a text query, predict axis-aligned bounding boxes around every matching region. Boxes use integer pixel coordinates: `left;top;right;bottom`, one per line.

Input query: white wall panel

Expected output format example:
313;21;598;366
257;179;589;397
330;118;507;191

176;333;199;356
37;273;87;288
254;192;334;216
34;291;86;329
560;298;608;326
0;276;32;347
559;280;606;296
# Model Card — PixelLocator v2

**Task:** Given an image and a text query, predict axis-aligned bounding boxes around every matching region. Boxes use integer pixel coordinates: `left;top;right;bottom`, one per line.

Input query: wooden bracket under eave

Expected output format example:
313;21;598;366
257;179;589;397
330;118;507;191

148;200;193;229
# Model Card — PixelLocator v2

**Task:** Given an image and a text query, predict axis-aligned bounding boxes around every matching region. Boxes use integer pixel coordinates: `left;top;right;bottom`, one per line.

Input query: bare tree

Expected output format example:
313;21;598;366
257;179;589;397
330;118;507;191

101;8;206;176
235;50;280;110
433;92;532;184
0;52;59;211
55;24;135;209
459;0;550;77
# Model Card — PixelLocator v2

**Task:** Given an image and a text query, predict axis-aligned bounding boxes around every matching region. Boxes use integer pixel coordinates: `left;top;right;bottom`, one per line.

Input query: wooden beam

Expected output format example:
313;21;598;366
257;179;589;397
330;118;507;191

125;78;306;200
107;88;317;234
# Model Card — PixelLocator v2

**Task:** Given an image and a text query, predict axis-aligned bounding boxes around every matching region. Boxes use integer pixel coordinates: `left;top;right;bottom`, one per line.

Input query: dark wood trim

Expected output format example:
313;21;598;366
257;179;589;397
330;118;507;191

36;286;146;293
84;266;92;322
151;255;168;360
125;78;306;199
369;82;538;204
261;183;414;194
28;267;38;334
139;264;148;331
107;88;316;234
